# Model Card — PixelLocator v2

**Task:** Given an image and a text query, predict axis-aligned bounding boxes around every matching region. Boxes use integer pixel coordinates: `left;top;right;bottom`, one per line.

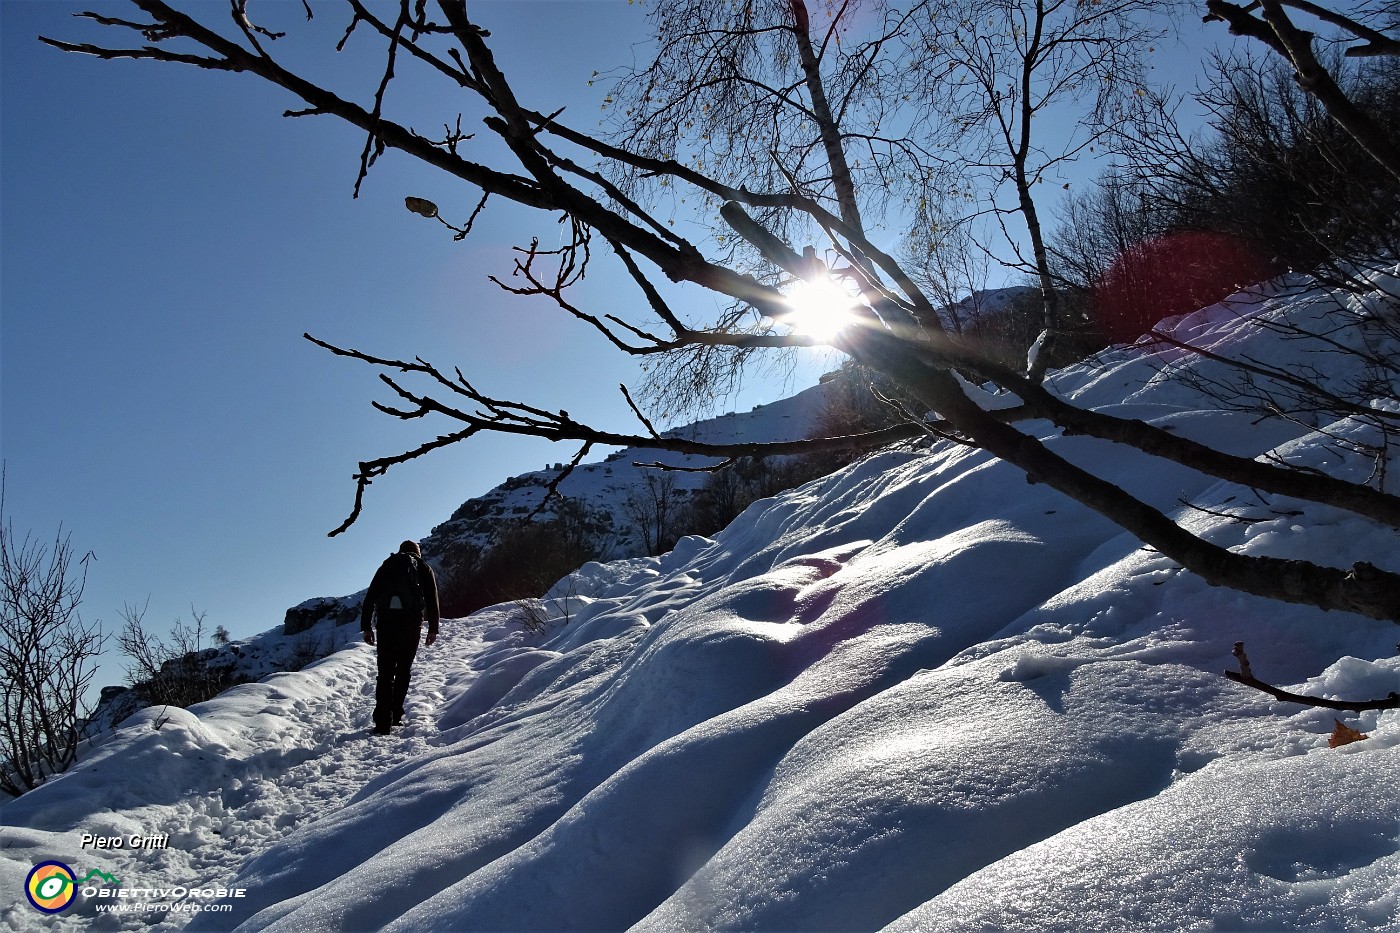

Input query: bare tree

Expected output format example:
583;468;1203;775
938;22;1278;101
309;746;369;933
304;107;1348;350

602;0;944;416
622;472;684;556
1055;48;1400;457
901;0;1168;376
903;200;995;335
0;475;105;796
1048;169;1166;295
39;2;1400;639
464;498;610;610
117;601;230;709
1202;0;1400;183
1107;47;1400;290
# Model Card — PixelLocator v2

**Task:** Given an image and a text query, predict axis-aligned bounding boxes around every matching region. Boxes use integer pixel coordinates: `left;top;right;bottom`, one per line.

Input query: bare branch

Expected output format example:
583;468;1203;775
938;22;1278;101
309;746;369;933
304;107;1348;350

1147;328;1400;426
1226;641;1400;710
328;424;480;538
1276;0;1400;57
1203;0;1400;182
620;384;662;439
632;458;737;473
529;442;594;520
303;331;931;535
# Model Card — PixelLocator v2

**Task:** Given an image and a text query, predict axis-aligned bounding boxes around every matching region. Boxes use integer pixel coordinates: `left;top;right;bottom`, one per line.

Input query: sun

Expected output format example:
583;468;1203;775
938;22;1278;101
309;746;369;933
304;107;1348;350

783;277;861;342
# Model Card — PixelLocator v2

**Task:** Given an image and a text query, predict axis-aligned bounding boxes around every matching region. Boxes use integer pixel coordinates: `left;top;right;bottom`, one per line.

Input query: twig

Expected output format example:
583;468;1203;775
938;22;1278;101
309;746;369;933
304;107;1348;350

1177;498;1269;524
1225;641;1400;711
620;384;661;439
528;442;593;519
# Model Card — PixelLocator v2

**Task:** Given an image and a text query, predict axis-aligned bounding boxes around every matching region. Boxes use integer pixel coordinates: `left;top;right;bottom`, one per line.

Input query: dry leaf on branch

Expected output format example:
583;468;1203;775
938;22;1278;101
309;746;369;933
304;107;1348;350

404;197;439;218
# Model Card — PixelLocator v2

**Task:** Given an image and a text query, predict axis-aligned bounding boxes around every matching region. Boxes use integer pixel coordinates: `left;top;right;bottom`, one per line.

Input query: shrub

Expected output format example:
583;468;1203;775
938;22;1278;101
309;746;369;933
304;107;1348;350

0;480;105;796
117;603;242;710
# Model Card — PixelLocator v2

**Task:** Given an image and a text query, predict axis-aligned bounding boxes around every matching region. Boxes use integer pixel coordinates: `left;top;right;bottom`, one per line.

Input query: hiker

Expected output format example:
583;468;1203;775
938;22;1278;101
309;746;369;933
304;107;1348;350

361;540;440;734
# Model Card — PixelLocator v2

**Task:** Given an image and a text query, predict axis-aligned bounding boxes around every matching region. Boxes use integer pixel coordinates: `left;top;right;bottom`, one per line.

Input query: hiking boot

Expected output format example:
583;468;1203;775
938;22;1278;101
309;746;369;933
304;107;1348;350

373;723;392;735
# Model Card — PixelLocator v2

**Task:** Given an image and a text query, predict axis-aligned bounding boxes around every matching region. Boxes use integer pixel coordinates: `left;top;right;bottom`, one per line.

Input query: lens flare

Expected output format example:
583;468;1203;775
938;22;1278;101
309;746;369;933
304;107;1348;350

1095;231;1274;343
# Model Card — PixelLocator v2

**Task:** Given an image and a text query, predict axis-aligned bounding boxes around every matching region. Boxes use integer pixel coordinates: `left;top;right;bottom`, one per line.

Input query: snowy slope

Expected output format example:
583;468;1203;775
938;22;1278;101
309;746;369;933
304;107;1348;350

3;272;1399;932
421;382;832;561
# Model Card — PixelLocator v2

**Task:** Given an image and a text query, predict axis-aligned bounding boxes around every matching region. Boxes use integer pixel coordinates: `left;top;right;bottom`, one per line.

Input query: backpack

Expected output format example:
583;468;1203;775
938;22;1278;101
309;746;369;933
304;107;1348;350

376;552;425;618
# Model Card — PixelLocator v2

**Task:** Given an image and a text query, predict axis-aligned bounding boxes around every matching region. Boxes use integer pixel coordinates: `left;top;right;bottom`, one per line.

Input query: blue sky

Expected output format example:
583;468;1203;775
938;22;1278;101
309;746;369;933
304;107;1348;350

2;0;838;691
2;0;1226;695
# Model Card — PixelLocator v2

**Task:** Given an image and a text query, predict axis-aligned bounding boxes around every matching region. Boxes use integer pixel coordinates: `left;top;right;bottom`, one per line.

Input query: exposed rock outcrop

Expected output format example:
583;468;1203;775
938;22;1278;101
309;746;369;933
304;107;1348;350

282;593;364;637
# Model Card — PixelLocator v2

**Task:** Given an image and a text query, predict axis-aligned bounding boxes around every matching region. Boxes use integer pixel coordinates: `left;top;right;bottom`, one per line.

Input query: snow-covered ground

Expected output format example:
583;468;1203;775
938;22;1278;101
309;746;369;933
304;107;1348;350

3;271;1399;932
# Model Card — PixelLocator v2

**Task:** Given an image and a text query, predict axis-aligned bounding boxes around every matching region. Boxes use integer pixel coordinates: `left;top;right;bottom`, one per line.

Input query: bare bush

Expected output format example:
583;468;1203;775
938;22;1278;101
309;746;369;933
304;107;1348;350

0;476;105;796
288;631;326;671
117;602;237;709
456;499;610;611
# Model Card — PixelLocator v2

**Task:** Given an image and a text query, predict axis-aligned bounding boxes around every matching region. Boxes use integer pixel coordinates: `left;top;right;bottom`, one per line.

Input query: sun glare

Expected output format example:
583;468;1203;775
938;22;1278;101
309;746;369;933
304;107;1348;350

784;277;861;342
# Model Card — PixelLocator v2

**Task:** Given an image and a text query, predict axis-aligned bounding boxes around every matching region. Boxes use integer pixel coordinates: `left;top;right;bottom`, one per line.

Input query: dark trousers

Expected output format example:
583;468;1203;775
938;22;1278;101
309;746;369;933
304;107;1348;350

373;616;421;729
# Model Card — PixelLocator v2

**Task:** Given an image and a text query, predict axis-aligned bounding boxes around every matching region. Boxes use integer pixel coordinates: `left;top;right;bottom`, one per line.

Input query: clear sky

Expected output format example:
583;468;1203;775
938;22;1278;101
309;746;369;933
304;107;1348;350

2;0;838;693
2;0;1226;696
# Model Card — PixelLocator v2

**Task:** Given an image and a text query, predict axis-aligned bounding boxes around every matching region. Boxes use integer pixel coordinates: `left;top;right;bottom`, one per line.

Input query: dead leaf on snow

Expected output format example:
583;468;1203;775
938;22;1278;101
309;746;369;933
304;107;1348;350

1328;719;1369;748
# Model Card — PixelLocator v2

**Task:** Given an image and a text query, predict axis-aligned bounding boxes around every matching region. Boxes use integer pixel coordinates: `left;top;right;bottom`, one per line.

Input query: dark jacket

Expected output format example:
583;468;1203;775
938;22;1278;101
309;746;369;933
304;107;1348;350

360;554;440;634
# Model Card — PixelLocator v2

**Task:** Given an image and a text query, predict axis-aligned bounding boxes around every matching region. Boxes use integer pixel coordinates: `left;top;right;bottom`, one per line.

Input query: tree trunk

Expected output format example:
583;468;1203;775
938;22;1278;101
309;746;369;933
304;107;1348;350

1019;0;1061;381
790;0;865;234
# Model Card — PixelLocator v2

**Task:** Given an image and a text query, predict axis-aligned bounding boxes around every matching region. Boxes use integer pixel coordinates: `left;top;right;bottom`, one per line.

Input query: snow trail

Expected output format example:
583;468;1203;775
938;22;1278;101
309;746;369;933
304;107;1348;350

1;619;497;933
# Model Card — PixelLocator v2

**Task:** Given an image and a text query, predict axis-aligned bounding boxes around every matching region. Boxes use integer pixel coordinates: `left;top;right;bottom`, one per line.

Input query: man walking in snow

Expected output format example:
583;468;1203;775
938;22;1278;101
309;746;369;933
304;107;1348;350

361;540;440;735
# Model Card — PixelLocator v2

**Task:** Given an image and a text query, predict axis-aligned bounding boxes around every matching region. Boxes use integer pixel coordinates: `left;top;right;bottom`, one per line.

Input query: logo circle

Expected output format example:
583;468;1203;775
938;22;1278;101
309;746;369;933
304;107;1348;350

26;861;77;914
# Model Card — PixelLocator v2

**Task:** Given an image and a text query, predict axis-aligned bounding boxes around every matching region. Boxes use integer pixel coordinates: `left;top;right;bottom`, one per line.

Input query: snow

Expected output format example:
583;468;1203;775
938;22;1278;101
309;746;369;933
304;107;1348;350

3;271;1399;932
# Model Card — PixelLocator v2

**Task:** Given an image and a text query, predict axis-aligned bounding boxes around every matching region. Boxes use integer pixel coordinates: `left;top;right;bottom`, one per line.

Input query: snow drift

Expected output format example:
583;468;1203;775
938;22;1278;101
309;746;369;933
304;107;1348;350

3;271;1398;932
